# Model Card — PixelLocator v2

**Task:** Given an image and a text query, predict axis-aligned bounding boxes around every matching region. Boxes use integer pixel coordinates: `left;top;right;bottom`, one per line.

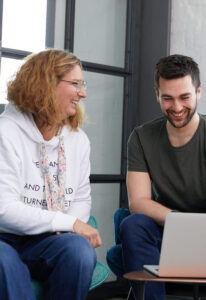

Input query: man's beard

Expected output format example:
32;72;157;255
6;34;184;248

165;98;197;129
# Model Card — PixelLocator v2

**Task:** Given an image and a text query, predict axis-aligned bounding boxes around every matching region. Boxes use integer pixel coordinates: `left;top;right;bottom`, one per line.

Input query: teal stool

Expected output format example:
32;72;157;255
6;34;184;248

31;215;110;299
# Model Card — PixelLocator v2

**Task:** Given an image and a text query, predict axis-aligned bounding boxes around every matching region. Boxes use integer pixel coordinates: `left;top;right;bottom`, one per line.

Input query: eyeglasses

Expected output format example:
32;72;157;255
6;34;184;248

60;80;87;92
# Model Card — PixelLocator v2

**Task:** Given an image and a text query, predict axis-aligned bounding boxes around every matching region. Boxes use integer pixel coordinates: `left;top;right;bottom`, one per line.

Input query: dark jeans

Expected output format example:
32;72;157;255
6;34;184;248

0;232;96;300
120;213;165;300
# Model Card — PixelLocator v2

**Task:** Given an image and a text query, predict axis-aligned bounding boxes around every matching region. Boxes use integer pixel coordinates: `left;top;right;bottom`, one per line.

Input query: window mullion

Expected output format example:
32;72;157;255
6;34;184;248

45;0;56;48
64;0;75;52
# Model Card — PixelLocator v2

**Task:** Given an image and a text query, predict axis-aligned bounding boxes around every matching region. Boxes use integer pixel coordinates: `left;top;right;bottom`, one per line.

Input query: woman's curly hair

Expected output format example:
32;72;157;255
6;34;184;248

7;49;84;130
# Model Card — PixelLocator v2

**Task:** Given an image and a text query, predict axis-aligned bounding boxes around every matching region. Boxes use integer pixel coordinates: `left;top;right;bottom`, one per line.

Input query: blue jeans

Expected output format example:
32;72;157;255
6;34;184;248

0;232;96;300
120;213;165;300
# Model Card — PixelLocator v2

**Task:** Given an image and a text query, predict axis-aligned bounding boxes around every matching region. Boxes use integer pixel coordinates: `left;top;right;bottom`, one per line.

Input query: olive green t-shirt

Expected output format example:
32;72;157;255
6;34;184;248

128;115;206;212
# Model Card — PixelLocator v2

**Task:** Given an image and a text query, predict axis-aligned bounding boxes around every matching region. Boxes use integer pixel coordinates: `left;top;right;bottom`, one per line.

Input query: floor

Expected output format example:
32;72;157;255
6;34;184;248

87;280;206;300
104;297;206;299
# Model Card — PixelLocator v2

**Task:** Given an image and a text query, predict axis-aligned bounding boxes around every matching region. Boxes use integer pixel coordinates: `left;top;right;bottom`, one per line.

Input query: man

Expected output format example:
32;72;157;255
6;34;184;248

120;54;205;299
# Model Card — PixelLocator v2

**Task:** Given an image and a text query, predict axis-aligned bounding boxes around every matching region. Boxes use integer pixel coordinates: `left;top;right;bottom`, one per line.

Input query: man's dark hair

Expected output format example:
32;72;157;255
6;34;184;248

154;54;201;92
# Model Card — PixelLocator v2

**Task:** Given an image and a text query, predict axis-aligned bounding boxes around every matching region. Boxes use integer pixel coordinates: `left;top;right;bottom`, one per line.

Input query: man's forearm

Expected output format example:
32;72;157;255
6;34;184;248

129;198;171;226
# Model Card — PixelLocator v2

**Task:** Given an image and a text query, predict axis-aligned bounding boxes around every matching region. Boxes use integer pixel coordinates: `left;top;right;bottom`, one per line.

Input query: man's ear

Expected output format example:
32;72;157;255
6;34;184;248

156;90;160;103
197;84;202;101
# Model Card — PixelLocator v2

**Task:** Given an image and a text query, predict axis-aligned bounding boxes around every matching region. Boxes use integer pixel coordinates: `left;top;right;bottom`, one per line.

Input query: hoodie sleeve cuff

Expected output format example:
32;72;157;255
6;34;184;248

52;211;77;232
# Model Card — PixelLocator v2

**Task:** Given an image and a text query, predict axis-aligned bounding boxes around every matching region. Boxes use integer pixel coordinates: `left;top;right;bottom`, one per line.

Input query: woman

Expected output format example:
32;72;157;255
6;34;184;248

0;49;102;300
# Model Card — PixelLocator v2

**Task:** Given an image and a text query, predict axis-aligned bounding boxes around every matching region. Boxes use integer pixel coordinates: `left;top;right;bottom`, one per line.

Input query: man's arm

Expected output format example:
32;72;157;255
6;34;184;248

127;171;171;226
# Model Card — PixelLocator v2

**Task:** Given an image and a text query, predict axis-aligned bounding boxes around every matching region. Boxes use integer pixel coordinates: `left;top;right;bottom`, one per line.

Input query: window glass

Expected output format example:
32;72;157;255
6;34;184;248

0;58;24;104
91;183;120;281
74;0;127;67
82;71;124;174
2;0;47;52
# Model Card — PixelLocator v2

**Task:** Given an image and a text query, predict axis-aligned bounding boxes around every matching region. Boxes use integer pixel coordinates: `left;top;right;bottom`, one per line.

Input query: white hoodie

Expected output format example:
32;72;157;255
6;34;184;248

0;103;91;235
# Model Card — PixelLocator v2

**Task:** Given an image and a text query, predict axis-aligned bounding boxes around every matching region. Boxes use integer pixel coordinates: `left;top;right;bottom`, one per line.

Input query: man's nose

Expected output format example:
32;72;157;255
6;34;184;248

172;100;182;112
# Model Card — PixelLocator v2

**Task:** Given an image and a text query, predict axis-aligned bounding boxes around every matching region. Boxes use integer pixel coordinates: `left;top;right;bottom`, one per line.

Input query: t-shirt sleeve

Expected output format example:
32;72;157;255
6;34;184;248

127;128;149;172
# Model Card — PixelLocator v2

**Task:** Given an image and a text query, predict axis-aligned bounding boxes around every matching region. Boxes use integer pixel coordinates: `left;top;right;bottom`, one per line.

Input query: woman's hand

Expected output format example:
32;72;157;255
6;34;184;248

73;218;102;248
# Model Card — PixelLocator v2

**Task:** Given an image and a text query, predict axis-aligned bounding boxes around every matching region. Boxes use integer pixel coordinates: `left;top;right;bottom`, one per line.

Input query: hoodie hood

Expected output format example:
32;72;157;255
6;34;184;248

0;103;67;147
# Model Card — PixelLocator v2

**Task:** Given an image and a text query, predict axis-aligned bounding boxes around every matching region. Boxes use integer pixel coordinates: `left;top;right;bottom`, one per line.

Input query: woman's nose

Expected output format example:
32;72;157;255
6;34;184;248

78;87;87;98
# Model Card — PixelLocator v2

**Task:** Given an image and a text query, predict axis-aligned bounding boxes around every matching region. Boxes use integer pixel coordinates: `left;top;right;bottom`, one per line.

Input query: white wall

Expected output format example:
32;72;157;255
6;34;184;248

170;0;206;113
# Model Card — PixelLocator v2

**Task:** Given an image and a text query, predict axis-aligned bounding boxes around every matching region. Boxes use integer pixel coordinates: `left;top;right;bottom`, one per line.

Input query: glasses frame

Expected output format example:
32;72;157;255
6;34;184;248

60;79;87;92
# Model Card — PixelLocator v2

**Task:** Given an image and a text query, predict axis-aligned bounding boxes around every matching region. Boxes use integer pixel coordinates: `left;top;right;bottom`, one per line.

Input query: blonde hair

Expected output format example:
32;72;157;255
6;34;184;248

7;49;84;129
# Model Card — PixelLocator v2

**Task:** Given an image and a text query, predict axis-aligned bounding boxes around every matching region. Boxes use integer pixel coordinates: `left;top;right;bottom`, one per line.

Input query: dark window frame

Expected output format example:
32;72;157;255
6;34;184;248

64;0;171;208
64;0;131;208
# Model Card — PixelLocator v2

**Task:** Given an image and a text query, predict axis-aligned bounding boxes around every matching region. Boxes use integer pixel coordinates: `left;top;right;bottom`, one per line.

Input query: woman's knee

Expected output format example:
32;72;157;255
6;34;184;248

73;235;96;265
0;241;24;271
57;234;96;268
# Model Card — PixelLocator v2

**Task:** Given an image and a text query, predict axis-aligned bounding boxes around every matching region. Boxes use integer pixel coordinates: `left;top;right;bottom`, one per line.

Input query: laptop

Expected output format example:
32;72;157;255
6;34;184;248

144;212;206;277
